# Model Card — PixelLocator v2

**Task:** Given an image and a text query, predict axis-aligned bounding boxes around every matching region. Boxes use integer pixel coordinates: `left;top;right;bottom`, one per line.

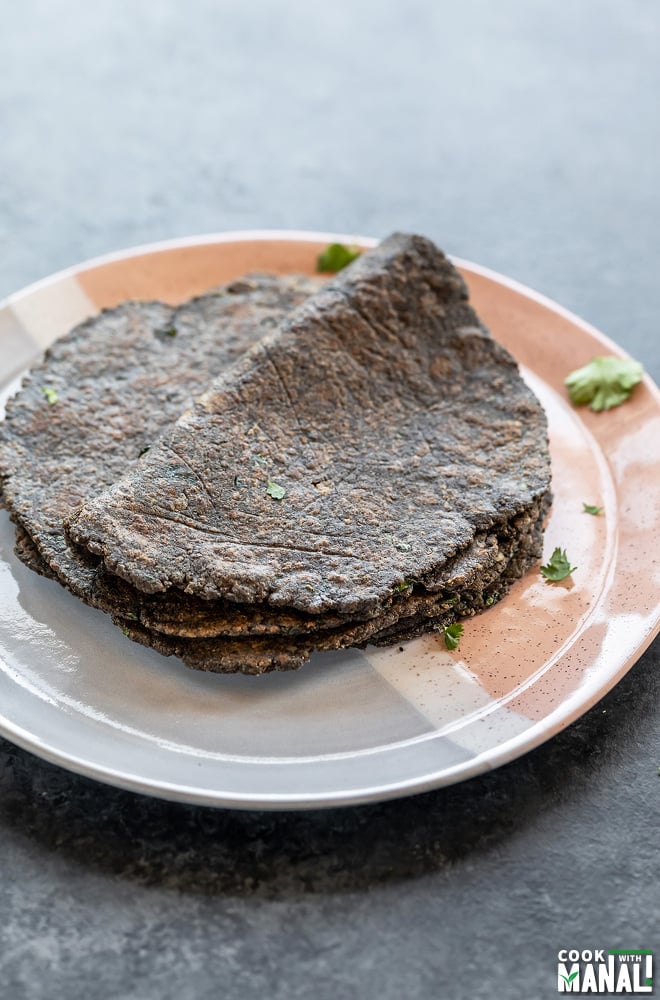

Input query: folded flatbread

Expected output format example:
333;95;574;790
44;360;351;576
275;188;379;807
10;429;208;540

63;233;551;671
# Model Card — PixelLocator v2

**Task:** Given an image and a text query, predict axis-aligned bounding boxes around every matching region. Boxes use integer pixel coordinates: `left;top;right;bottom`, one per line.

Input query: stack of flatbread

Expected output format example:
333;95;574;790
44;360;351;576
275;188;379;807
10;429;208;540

0;234;551;674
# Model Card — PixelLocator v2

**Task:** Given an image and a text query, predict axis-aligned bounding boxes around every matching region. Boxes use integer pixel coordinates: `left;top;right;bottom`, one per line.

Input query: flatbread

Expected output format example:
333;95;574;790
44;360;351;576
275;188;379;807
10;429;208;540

0;274;323;602
2;235;551;675
65;233;551;672
110;496;548;673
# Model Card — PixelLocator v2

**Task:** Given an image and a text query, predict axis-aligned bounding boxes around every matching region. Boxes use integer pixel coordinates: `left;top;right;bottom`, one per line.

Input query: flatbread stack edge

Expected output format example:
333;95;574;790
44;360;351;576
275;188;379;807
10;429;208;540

53;232;551;673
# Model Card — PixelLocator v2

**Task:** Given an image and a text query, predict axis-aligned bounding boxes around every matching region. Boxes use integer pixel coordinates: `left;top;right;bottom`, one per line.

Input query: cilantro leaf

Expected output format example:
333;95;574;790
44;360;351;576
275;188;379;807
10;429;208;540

317;243;361;273
266;479;286;500
442;622;464;651
394;579;411;593
40;387;58;405
582;502;603;516
540;547;577;582
565;356;644;412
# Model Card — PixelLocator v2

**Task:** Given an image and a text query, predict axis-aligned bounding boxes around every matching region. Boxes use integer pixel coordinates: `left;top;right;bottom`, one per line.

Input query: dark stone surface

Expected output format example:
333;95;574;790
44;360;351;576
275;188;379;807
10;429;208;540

0;1;658;996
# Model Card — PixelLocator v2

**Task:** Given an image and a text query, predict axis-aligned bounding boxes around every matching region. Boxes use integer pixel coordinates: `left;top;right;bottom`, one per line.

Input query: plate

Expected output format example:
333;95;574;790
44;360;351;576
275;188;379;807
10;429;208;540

0;230;659;809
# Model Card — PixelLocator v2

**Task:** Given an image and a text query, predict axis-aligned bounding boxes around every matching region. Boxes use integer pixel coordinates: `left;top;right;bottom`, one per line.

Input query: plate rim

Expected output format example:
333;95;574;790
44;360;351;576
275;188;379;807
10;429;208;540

1;228;659;810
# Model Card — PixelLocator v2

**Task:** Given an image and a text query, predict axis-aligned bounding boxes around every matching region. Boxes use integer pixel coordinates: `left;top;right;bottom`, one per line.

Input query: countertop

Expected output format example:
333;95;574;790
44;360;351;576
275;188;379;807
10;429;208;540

1;2;658;997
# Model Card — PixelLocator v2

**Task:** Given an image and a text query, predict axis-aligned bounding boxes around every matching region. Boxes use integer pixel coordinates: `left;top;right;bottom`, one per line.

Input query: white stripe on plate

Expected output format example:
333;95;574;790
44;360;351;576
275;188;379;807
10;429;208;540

0;309;41;382
364;636;532;752
9;276;96;349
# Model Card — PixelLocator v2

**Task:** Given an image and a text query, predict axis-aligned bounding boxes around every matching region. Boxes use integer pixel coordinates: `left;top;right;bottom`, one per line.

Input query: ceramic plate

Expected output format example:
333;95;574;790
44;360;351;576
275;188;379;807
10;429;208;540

1;231;659;809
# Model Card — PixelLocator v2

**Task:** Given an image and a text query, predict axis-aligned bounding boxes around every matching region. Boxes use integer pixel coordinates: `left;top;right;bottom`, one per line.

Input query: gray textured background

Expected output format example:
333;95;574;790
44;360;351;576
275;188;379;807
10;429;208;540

1;1;658;997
